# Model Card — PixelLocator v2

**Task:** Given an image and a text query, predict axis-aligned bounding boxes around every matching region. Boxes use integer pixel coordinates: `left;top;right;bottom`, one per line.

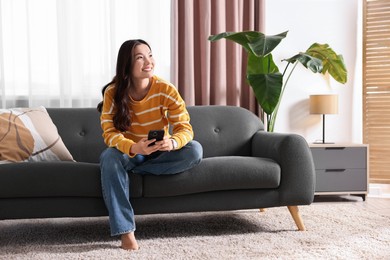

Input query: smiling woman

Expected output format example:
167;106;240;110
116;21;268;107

0;0;171;109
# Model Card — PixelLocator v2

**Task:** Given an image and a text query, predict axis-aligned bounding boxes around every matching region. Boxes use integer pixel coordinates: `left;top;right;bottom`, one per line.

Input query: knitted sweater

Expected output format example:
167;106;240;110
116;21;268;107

100;75;193;156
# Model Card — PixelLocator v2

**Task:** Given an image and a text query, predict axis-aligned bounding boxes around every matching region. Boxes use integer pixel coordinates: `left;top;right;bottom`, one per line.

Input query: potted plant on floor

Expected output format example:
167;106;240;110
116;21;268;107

208;31;348;132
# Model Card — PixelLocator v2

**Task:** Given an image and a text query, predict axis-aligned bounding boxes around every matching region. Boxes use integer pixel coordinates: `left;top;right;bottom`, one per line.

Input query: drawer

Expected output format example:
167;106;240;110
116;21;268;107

315;169;367;192
311;147;367;169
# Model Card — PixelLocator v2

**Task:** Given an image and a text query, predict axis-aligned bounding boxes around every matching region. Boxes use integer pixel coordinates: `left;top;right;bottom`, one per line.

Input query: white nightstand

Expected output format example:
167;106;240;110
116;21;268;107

309;143;369;201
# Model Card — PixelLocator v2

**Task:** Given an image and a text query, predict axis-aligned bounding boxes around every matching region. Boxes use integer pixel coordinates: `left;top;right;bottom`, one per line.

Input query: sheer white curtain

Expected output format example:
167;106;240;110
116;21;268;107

0;0;171;108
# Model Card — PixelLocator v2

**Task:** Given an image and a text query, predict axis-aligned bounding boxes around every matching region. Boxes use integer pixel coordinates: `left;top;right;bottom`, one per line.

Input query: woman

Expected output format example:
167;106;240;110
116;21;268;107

97;39;203;250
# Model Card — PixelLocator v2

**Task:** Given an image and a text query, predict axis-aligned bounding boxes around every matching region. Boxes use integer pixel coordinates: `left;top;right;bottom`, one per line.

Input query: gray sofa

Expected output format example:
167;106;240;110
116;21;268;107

0;105;315;230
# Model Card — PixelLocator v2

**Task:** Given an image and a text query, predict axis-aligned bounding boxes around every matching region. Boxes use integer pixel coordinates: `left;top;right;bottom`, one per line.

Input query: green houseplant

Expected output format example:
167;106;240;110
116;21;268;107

208;31;348;132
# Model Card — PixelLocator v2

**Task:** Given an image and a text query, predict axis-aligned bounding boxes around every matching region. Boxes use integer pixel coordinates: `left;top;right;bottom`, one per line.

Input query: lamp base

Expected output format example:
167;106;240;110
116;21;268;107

313;141;335;144
313;114;334;145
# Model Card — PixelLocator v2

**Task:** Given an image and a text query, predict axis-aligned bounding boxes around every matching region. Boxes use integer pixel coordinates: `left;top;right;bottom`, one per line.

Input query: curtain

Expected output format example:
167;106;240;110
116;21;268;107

171;0;264;114
0;0;171;109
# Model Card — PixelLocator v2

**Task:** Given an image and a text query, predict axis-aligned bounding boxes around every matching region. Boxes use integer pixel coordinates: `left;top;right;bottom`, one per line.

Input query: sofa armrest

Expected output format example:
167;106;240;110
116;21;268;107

251;131;316;205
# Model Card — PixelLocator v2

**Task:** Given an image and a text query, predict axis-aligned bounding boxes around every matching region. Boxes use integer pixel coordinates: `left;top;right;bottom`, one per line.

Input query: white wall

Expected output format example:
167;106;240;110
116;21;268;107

264;0;362;144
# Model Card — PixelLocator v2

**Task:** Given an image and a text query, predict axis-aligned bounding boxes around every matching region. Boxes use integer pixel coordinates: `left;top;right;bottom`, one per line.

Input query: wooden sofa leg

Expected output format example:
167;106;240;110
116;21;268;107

259;208;266;212
287;206;306;231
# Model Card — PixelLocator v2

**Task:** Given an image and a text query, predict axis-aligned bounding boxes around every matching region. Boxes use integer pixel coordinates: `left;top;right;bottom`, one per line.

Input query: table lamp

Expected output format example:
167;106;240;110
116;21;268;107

310;94;338;144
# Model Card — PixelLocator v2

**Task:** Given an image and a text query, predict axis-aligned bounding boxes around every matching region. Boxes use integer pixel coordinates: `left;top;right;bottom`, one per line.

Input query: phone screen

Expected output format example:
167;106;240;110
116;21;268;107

148;130;164;146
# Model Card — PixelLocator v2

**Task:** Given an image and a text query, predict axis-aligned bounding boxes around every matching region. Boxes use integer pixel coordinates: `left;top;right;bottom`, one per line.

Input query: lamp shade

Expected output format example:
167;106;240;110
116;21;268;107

309;94;338;115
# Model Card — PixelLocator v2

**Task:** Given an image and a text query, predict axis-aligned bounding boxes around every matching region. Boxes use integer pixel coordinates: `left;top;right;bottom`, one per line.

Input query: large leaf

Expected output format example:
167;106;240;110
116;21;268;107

305;43;347;83
208;31;288;57
247;53;279;75
247;72;283;114
283;52;323;73
208;31;260;53
247;53;281;115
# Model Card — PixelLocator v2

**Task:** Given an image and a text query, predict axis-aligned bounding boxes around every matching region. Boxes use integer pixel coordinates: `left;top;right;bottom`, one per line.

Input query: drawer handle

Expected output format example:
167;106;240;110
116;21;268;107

325;147;346;150
325;169;346;172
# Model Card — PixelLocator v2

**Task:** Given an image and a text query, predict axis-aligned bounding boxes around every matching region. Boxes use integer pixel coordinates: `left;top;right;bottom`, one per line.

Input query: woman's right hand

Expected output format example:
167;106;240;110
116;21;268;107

130;138;163;155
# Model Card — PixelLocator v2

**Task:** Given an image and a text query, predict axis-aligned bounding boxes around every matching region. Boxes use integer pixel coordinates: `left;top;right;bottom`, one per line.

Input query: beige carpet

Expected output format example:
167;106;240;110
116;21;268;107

0;202;389;259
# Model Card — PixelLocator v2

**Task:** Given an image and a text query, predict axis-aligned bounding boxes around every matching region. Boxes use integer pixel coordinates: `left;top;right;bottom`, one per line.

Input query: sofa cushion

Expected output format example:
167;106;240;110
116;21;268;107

0;162;143;198
0;106;74;163
142;156;280;197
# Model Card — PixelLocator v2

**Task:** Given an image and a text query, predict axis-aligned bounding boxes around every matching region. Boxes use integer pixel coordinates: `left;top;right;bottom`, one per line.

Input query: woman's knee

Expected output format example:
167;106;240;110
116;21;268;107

100;147;124;167
100;147;117;159
187;140;203;162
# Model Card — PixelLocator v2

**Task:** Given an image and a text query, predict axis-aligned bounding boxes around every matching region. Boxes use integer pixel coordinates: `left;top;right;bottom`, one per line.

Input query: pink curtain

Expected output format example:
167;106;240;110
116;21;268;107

171;0;265;115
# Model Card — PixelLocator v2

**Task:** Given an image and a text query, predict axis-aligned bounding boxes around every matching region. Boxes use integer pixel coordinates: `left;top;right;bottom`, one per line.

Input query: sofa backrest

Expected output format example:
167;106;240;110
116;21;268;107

187;106;263;158
47;108;106;163
47;105;264;163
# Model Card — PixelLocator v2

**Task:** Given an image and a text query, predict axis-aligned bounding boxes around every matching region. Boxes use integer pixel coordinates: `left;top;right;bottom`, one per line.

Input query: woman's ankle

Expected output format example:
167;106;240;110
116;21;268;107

121;232;139;250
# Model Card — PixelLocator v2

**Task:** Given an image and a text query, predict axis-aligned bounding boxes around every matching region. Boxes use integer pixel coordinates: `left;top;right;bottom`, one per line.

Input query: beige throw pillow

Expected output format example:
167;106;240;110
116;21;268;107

0;106;74;163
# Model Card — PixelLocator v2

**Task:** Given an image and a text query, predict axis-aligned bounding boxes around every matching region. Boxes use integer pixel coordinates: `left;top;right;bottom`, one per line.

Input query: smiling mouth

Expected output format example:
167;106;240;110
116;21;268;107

143;67;153;72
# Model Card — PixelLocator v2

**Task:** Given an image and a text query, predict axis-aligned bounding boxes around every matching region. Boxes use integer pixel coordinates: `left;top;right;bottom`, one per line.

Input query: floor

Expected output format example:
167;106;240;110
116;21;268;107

313;184;390;217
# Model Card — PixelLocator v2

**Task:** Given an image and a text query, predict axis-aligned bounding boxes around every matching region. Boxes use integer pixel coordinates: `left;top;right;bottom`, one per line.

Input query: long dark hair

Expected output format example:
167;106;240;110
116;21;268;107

97;39;151;132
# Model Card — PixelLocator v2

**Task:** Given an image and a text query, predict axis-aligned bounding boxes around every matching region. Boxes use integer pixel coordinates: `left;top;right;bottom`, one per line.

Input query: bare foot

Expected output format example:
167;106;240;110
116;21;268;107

121;232;139;250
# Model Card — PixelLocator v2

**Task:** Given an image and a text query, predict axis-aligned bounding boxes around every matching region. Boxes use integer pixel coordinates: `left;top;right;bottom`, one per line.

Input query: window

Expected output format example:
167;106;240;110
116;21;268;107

0;0;171;108
363;0;390;183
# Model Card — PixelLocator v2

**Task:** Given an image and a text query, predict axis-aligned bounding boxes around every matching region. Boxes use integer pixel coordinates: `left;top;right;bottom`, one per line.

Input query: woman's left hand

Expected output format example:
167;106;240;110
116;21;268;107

155;136;174;152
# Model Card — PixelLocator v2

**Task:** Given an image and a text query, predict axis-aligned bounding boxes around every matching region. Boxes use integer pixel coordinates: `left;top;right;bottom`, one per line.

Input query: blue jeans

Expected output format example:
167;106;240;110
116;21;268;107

100;140;203;236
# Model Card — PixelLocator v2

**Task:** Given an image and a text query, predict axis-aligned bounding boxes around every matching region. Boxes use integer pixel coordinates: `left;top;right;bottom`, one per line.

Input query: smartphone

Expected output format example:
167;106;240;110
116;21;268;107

147;130;165;146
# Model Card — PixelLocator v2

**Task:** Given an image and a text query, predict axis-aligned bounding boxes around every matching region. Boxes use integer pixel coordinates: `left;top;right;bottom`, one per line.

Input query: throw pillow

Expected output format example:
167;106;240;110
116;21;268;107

0;106;74;163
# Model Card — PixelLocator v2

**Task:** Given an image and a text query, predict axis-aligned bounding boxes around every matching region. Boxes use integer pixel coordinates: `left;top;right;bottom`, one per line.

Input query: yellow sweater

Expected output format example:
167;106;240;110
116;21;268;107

100;75;193;156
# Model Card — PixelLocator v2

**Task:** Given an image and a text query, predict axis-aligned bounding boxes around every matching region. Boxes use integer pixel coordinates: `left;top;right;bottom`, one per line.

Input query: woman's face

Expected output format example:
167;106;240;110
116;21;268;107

132;43;154;80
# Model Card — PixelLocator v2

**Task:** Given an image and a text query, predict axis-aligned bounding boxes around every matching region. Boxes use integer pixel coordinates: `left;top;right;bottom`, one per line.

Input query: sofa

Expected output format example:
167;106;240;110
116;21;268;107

0;105;315;231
